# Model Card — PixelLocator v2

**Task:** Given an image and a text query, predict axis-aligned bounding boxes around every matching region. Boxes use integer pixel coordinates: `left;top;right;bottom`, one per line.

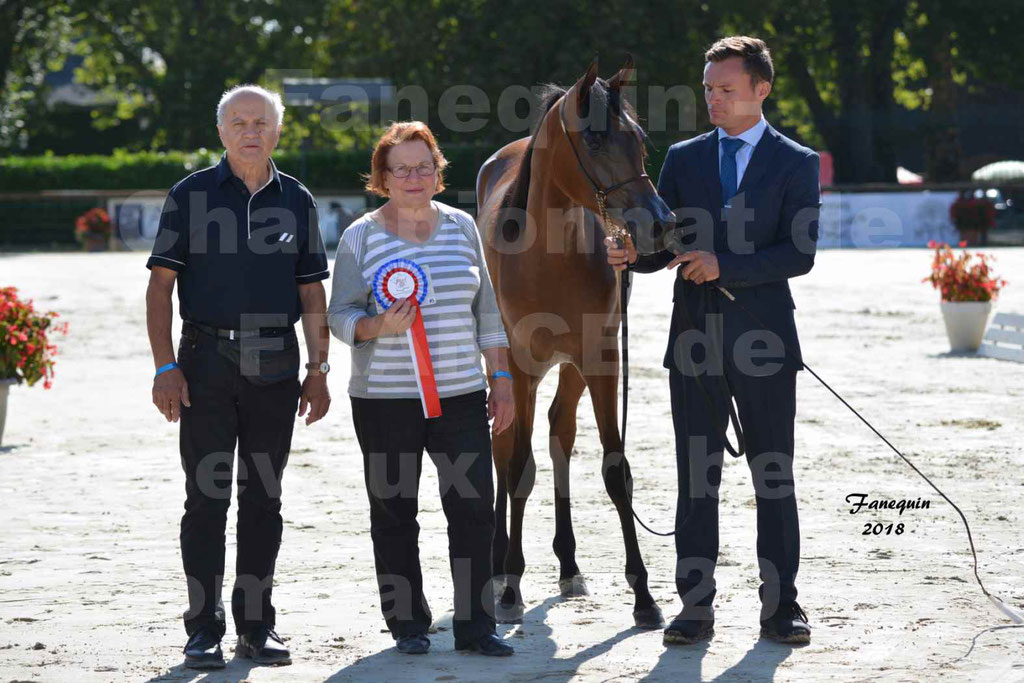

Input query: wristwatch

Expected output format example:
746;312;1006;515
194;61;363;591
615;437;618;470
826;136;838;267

305;361;331;375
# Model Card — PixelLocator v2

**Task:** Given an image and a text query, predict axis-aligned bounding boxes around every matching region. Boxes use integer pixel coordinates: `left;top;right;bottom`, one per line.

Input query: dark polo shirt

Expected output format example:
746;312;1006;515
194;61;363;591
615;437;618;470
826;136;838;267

146;154;329;330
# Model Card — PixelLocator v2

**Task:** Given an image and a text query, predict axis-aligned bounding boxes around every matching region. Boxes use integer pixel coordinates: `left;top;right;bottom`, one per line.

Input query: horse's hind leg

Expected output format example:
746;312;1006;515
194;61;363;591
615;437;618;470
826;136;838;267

583;367;665;629
549;363;589;597
494;369;540;624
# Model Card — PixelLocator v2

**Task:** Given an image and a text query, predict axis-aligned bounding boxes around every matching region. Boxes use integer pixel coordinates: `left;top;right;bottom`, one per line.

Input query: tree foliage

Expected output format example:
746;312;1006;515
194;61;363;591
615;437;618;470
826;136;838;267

2;0;1022;183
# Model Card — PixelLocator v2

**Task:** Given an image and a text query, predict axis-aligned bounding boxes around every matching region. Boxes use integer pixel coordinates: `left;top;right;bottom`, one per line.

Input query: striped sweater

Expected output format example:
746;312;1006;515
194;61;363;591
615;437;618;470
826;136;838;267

327;201;509;399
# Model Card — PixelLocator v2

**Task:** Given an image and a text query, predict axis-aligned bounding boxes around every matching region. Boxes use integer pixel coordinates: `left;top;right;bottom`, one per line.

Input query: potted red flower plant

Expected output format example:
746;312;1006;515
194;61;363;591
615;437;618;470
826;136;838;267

0;287;69;446
948;194;996;246
924;241;1007;352
74;207;112;252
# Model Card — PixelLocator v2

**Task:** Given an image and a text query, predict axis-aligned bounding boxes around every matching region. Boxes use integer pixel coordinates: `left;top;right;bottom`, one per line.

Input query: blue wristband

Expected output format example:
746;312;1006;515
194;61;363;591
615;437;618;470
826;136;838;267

155;362;179;378
491;371;513;382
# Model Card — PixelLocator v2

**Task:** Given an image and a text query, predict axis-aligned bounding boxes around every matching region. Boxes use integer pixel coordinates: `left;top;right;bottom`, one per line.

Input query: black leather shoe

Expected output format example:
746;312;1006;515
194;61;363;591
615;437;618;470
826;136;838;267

663;608;715;646
760;601;811;644
395;634;430;654
455;633;514;657
236;627;292;666
183;627;225;670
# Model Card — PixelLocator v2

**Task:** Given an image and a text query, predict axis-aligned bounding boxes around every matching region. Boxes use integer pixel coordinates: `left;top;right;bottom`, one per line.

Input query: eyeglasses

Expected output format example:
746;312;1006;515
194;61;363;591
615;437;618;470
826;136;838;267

387;162;436;178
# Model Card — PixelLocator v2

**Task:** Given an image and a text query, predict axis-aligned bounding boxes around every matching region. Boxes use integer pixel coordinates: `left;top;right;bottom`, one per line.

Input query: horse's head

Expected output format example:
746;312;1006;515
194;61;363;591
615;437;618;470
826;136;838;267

555;56;675;256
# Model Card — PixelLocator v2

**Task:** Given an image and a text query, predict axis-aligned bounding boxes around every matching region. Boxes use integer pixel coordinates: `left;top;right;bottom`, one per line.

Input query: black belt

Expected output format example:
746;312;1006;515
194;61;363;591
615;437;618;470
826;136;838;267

183;320;293;341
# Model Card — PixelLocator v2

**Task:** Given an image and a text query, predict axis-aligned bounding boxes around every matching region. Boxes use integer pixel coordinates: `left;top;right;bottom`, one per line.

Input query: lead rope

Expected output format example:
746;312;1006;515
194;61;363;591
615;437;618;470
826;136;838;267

617;262;746;537
618;253;675;536
616;267;1024;622
712;284;1023;626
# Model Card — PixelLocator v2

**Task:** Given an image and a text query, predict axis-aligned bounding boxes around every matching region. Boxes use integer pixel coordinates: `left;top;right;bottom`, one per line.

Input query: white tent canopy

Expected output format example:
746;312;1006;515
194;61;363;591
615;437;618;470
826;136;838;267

972;160;1024;184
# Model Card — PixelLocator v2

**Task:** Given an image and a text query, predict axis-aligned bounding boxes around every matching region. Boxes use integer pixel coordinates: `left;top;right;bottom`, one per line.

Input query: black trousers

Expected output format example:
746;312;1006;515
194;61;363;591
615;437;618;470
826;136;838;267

177;326;300;637
669;353;800;619
350;390;496;645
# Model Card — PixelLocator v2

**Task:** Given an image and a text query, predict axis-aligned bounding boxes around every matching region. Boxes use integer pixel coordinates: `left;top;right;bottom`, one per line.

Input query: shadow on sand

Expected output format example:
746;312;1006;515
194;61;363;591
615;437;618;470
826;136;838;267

327;594;655;682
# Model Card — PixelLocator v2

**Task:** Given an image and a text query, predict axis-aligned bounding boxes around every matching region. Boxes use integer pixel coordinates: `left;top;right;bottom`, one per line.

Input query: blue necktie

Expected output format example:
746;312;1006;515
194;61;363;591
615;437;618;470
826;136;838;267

720;137;745;206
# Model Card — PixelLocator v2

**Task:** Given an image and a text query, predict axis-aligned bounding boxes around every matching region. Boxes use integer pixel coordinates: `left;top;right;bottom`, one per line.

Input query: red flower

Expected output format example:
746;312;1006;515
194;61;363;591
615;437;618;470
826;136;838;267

74;207;112;244
925;243;1007;303
0;287;67;387
949;196;997;233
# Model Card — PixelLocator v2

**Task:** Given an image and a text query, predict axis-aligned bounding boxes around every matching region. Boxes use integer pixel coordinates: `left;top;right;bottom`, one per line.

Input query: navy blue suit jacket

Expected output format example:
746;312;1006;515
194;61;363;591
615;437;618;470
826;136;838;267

633;124;821;372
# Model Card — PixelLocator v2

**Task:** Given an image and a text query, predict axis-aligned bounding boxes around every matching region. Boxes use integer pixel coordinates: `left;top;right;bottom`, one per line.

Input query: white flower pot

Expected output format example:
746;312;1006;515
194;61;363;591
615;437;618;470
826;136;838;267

0;378;18;447
940;301;992;352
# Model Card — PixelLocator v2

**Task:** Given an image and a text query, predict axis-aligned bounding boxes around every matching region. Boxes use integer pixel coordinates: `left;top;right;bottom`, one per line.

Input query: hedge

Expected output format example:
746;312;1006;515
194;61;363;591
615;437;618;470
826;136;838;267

0;144;670;193
0;144;671;247
0;198;98;247
0;146;503;192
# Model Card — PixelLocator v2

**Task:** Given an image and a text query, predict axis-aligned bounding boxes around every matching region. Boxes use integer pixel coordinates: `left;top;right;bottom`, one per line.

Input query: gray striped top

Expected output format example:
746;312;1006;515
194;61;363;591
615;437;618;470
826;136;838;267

327;201;509;399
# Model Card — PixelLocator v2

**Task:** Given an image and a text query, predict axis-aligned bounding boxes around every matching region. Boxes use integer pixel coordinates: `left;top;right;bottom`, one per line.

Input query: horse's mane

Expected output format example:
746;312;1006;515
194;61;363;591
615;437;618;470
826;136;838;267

496;79;642;245
496;84;565;244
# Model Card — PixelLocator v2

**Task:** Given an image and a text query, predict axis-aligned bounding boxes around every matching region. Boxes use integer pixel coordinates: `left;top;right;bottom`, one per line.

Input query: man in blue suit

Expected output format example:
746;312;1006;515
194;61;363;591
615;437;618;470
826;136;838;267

607;36;819;646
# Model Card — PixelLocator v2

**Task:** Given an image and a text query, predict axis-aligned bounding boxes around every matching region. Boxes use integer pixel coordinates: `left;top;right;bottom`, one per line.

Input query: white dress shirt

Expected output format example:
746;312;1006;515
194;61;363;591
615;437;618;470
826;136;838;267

717;116;768;189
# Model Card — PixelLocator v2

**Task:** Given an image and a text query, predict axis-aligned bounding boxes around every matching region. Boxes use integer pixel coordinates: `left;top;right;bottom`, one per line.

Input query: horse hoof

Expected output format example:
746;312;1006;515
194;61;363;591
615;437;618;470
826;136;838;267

495;601;524;624
558;575;590;597
633;605;666;630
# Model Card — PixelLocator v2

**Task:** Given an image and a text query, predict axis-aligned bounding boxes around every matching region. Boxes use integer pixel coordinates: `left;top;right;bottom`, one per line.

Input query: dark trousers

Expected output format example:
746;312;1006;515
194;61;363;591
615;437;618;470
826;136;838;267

177;327;300;637
350;390;496;645
669;354;800;618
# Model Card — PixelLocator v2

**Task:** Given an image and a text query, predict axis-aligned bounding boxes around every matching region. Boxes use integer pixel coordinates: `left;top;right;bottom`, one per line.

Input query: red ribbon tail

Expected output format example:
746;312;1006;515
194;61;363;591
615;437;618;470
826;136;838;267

408;305;441;418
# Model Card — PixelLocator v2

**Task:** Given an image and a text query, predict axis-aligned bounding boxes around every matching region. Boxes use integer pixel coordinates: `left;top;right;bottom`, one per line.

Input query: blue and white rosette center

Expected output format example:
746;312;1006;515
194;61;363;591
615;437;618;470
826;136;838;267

372;258;429;310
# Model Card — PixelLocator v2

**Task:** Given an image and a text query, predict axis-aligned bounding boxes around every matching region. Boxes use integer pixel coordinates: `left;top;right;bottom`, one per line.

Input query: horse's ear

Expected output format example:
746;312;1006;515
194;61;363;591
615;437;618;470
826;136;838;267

575;58;600;108
608;53;635;92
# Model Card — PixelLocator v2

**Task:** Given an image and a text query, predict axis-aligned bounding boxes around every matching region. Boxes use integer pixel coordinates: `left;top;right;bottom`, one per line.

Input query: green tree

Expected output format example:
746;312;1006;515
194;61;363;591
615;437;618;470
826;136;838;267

0;1;75;149
321;0;719;149
70;0;329;150
735;0;908;183
901;0;1024;180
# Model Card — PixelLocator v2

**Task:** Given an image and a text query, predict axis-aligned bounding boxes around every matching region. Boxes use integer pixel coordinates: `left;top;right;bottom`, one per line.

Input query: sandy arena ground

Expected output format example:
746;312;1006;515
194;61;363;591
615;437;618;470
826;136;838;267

1;247;1023;682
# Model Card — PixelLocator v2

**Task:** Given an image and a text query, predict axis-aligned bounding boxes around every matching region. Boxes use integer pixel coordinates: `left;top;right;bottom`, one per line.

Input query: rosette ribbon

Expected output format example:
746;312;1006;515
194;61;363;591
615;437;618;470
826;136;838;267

373;258;441;418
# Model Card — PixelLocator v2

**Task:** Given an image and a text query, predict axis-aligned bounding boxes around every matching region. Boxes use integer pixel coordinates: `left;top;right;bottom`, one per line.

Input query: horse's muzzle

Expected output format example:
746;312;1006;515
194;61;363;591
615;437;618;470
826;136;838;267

628;216;673;256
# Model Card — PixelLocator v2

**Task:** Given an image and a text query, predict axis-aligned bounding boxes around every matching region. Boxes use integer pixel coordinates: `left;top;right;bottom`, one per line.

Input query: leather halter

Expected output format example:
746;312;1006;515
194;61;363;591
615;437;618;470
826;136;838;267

557;95;649;243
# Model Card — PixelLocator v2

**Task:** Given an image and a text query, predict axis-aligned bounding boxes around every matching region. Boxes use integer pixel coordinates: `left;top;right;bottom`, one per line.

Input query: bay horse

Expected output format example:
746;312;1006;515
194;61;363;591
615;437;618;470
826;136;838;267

475;56;675;628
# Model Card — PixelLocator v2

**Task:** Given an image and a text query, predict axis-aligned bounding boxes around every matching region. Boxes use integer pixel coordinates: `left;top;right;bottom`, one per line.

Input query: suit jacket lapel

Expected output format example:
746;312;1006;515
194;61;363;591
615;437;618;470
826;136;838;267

735;124;781;196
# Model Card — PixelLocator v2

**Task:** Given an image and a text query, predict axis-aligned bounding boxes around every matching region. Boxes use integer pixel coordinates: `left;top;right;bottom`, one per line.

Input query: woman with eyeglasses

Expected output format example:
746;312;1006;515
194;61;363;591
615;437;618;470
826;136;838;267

327;121;515;657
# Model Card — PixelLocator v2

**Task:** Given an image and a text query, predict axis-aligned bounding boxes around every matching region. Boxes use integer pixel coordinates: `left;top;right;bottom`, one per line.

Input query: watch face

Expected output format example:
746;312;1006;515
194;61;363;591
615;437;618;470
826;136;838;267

319;362;330;374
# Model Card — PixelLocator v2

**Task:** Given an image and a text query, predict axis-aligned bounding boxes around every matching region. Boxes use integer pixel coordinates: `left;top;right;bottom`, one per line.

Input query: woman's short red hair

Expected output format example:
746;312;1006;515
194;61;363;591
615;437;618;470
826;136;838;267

365;121;448;197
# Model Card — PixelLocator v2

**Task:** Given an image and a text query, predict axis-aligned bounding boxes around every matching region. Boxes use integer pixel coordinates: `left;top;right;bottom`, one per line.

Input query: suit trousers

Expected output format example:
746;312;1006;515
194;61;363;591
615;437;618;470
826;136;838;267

669;322;800;619
350;390;496;645
177;326;300;637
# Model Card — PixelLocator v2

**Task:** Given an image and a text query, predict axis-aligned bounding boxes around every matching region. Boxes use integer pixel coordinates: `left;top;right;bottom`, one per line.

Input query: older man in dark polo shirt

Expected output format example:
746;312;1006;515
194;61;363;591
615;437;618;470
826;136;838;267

145;84;331;669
